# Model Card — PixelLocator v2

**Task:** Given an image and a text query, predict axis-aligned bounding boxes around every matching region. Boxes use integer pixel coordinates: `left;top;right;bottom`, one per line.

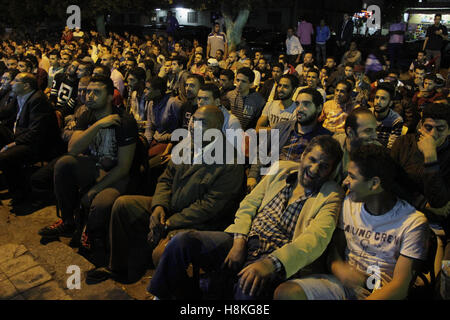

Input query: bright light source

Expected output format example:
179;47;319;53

175;7;191;15
155;8;161;11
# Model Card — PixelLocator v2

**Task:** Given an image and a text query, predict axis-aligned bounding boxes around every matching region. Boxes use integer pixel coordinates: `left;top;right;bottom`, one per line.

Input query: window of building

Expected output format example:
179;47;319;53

188;11;198;23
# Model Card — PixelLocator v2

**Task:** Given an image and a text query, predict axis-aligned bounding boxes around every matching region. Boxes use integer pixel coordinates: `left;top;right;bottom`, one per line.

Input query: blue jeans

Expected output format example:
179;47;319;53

148;230;283;300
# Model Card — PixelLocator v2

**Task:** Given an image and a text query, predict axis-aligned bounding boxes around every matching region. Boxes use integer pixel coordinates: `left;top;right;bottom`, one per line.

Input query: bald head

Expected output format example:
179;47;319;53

195;105;224;130
11;72;37;96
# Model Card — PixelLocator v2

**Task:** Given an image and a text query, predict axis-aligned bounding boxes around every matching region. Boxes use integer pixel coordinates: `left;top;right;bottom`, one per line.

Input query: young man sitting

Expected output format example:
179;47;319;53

274;144;429;300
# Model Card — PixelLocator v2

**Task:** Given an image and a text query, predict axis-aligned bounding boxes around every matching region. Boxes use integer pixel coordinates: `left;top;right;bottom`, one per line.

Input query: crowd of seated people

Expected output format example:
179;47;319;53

0;22;449;301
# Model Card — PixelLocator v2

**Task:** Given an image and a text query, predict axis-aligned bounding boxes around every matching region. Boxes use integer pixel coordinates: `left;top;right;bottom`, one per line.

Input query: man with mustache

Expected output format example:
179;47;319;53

248;87;331;191
38;76;138;265
148;135;344;300
274;144;429;300
319;80;354;133
370;83;404;149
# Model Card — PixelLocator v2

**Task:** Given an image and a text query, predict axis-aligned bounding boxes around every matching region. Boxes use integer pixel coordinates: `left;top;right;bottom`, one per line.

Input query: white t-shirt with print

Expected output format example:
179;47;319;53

338;197;429;287
261;100;298;128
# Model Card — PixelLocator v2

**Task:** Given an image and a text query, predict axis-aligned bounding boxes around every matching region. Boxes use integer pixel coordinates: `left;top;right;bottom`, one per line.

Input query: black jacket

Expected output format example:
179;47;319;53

14;90;64;158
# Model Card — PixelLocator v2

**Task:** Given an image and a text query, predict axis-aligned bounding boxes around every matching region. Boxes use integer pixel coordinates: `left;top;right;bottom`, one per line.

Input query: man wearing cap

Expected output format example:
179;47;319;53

205;58;221;87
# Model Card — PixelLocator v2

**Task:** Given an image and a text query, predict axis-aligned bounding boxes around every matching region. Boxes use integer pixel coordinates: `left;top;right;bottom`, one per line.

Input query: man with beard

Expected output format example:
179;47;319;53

178;74;204;130
258;63;284;103
332;107;379;183
274;144;428;300
294;68;326;103
125;67;148;131
148;135;344;300
86;106;244;283
256;74;299;131
319;80;354;133
38;76;137;263
248;88;332;191
369;83;404;149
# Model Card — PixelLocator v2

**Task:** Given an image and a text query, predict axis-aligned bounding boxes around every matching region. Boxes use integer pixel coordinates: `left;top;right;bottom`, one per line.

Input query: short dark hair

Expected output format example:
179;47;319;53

345;107;374;134
48;50;60;58
349;144;399;190
172;55;187;69
336;80;352;94
375;82;395;101
415;65;426;73
272;62;284;71
280;74;299;89
19;58;33;70
303;62;315;70
7;55;18;61
297;87;324;110
150;76;167;94
20;73;38;91
303;135;343;172
199;83;221;100
236;67;255;83
422;103;450;125
220;69;234;81
77;60;94;75
187;73;205;86
89;75;114;96
5;68;19;80
307;68;320;78
424;74;436;82
435;14;442;18
93;65;111;78
129;67;146;82
126;57;137;65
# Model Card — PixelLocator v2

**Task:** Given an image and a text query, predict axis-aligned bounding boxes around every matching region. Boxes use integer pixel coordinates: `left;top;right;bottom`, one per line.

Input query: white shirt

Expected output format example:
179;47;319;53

110;68;125;95
286;35;303;56
339;197;428;289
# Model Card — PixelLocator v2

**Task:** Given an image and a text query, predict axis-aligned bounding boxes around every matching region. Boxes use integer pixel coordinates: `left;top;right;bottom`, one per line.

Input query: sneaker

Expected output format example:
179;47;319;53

86;267;116;284
38;220;75;238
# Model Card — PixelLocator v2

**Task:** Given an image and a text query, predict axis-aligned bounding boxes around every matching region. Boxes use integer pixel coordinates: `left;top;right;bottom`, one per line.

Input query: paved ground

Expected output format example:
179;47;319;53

0;187;155;300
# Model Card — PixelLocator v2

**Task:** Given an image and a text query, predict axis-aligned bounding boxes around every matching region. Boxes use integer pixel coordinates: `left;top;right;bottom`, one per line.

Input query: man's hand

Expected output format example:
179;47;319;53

417;127;438;162
81;188;99;208
148;206;166;247
237;258;275;297
96;114;121;129
0;142;15;153
223;238;246;272
332;260;367;289
246;178;257;193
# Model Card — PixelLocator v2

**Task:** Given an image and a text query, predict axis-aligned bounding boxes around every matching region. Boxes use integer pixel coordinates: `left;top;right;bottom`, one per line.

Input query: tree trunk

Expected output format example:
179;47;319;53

96;14;106;37
223;9;250;52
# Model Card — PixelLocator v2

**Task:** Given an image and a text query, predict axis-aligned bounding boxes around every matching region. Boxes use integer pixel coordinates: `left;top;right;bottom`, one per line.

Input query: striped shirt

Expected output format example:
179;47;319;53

225;89;265;130
372;108;404;149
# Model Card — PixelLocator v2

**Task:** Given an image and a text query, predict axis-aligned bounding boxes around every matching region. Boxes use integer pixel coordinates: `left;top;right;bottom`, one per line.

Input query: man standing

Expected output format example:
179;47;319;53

336;13;354;61
297;18;314;55
286;27;303;66
422;14;448;73
316;19;331;67
207;23;228;59
166;11;179;37
388;17;406;69
148;135;344;300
